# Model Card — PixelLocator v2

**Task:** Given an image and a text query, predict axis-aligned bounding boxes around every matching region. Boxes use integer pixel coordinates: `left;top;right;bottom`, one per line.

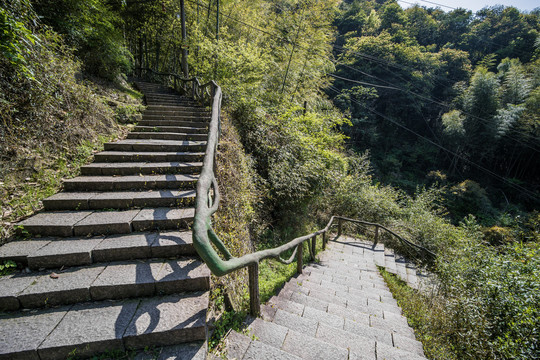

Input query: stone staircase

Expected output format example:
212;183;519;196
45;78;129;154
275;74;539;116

219;236;428;360
0;81;211;360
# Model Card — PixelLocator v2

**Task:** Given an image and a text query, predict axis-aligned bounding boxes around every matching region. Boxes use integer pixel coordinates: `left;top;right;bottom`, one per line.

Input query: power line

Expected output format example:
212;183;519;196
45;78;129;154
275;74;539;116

187;0;539;152
332;61;540;152
328;73;400;90
327;85;539;201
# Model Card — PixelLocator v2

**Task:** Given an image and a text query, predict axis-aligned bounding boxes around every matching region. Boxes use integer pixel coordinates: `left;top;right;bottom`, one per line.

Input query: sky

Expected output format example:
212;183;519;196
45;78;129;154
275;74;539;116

398;0;539;13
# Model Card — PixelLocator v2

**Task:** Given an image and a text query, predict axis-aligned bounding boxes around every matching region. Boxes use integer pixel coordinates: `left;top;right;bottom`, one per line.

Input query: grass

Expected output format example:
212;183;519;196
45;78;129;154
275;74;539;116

379;267;457;360
0;132;127;243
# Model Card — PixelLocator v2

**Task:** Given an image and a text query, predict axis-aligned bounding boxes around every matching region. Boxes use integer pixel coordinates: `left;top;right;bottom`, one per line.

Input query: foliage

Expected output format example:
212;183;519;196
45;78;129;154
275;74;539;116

437;238;540;359
379;268;456;360
0;260;16;276
33;0;132;79
332;0;540;212
0;0;39;79
0;1;140;242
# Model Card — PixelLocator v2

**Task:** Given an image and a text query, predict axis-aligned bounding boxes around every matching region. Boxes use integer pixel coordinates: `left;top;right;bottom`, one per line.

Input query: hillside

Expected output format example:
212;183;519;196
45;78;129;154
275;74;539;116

1;0;539;359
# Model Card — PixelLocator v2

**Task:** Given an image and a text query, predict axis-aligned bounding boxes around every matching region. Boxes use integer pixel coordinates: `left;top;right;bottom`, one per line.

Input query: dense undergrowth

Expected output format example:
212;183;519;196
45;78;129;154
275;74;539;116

0;1;143;242
1;0;539;358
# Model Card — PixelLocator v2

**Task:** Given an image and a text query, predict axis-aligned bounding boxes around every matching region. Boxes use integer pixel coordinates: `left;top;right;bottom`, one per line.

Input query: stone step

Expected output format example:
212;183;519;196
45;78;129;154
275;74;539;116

0;230;196;268
127;132;207;141
145;94;198;101
145;101;201;108
395;259;409;284
134;125;208;134
133;342;207;360
138;119;209;128
142;114;210;122
42;190;196;210
373;243;386;267
223;330;302;360
94;151;205;163
406;264;419;289
0;292;208;360
80;161;202;176
16;207;195;237
145;105;210;113
145;97;199;105
104;139;206;152
0;258;209;311
63;174;198;191
144;109;209;116
384;248;398;275
246;317;349;360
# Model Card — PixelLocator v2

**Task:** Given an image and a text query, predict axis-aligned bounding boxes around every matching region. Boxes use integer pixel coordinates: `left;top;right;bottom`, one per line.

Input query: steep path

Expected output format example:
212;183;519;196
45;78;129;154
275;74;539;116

221;236;427;360
0;81;210;360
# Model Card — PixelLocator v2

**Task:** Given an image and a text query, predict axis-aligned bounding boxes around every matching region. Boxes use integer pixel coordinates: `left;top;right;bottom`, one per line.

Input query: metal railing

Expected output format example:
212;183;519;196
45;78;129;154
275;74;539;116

135;69;436;316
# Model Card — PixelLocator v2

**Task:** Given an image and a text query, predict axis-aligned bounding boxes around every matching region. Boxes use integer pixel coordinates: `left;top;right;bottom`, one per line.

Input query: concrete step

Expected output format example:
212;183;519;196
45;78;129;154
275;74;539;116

80;161;202;176
94;151;205;163
145;94;198;102
145;97;199;105
145;105;210;113
133;342;206;360
0;230;196;269
223;330;302;360
0;292;208;359
134;125;208;134
127;131;207;141
247;317;349;360
138;119;209;128
0;258;209;310
406;264;419;289
384;248;398;275
43;190;196;210
63;174;198;191
104;139;206;152
144;109;209;116
142;114;210;122
16;207;195;237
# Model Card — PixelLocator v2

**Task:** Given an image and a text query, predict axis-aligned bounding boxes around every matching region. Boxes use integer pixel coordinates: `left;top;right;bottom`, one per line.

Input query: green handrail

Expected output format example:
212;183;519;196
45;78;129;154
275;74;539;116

135;70;436;314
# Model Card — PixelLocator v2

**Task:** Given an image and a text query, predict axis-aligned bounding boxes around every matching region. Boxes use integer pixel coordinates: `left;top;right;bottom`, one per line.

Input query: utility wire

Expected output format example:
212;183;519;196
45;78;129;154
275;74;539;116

186;0;540;151
332;61;540;151
334;59;540;147
327;85;539;201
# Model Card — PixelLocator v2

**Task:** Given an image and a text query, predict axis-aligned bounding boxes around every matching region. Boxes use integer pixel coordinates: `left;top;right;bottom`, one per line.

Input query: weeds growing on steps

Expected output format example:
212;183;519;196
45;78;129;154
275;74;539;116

379;267;456;360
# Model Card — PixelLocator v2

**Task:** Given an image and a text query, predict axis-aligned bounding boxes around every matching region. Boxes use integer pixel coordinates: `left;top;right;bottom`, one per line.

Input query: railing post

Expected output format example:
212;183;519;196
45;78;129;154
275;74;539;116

322;231;327;250
374;225;379;246
311;235;316;261
297;243;303;274
248;262;260;316
337;218;342;238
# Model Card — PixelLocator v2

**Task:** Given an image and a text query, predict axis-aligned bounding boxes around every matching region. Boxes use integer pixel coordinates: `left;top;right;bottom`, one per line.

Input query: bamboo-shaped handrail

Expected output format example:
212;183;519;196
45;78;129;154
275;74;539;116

135;69;436;315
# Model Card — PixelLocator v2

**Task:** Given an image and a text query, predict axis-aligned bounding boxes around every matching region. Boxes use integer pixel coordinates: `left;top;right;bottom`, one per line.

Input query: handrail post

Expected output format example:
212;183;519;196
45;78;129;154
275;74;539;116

374;225;379;246
337;218;342;238
311;235;316;261
322;231;327;250
297;244;303;274
248;262;260;316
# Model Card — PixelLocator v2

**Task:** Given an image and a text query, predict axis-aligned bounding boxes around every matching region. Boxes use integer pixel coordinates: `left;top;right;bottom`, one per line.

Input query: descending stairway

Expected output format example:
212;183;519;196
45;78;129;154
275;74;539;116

219;236;428;360
0;81;211;360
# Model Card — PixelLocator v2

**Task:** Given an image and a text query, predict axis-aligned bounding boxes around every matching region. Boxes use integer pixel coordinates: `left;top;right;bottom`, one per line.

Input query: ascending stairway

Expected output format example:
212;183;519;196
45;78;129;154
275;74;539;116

0;81;210;360
220;236;428;360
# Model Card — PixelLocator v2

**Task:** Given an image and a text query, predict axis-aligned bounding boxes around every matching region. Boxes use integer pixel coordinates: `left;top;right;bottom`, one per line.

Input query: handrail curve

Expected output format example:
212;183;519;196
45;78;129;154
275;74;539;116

136;68;436;313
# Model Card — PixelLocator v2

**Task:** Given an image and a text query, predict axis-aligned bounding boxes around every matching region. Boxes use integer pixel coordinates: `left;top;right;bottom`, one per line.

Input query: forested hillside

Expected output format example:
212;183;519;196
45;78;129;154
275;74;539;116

1;0;539;359
331;1;540;223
